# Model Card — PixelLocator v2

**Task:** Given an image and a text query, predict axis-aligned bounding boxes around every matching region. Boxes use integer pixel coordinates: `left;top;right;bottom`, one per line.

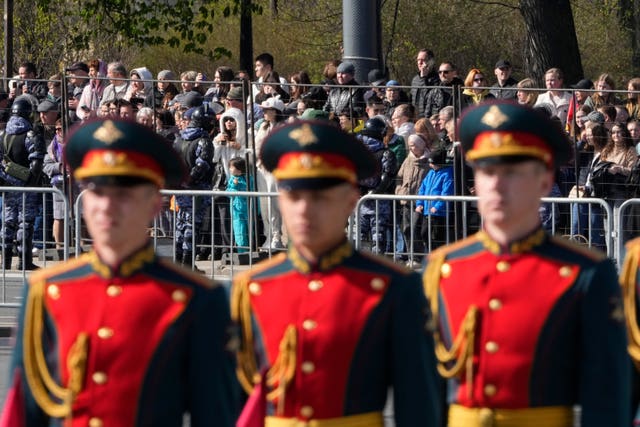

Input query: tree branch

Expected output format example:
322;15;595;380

467;0;520;10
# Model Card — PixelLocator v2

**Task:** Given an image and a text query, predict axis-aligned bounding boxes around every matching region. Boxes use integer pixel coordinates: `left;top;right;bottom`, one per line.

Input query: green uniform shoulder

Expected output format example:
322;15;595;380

159;258;219;289
27;254;92;285
549;235;608;263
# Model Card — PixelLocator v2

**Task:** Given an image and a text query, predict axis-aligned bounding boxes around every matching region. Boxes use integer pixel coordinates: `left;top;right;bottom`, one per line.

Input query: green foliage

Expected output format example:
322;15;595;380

34;0;240;61
2;0;636;91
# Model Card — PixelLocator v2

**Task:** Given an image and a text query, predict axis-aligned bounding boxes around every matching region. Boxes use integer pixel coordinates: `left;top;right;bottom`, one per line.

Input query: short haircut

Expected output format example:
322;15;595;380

545;67;564;80
255;53;274;68
366;95;384;107
229;156;246;174
180;70;198;81
19;62;37;75
108;61;127;77
418;49;434;59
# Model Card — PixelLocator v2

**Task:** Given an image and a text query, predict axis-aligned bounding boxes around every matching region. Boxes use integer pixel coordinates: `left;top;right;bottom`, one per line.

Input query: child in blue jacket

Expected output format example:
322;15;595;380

226;156;250;253
415;148;454;250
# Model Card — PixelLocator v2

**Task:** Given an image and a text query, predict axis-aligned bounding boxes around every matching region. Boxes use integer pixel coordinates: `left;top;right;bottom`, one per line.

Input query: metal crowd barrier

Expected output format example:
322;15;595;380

356;194;615;264
0;186;68;307
0;186;629;308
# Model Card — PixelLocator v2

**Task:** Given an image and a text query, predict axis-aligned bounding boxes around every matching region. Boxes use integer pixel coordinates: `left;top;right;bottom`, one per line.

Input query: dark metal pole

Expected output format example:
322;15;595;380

4;0;13;88
342;0;381;83
239;0;253;77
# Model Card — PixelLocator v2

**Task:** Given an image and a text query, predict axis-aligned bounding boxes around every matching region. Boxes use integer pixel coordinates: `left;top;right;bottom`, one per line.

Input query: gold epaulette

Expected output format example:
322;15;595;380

621;240;640;367
22;277;88;419
423;245;478;397
230;253;298;413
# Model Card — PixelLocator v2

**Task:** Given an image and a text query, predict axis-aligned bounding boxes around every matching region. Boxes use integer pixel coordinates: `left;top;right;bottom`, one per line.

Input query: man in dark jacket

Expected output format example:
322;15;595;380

357;117;398;254
490;59;518;100
0;98;46;270
423;62;464;118
323;62;365;119
173;106;215;269
410;49;439;117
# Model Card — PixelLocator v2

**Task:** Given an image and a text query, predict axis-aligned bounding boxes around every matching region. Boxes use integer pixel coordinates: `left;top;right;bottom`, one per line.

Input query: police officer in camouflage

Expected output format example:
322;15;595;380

0;98;46;270
173;105;215;269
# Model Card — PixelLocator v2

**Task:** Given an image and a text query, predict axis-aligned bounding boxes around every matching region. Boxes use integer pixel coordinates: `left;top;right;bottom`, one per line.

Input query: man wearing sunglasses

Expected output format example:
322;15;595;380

423;62;464;118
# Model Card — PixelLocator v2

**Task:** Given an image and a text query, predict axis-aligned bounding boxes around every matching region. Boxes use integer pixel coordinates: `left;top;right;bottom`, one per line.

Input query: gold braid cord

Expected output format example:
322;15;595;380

231;276;260;394
231;277;298;414
22;280;88;419
621;243;640;368
424;252;478;397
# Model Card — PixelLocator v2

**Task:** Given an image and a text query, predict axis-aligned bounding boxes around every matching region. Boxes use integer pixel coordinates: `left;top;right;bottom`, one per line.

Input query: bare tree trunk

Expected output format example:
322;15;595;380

519;0;583;86
618;0;640;75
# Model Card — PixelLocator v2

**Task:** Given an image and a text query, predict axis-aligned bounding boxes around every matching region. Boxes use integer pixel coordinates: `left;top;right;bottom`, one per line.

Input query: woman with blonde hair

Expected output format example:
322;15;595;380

516;78;538;106
586;73;621;109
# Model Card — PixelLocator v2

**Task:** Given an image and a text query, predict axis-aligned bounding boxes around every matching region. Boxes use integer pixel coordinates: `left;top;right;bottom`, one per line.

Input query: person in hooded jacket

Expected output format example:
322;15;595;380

209;107;248;258
125;67;154;108
396;133;433;267
173;106;215;269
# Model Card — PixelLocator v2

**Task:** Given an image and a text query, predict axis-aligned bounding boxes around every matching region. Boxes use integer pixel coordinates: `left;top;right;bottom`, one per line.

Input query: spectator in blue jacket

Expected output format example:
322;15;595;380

415;148;454;251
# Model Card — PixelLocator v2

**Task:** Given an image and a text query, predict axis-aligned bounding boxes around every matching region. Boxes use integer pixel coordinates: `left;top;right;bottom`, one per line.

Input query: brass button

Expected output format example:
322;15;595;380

488;299;502;311
496;261;510;273
106;285;122;297
440;263;452;278
248;282;261;295
478;408;494;425
301;361;315;374
484;384;497;397
559;265;572;278
92;371;108;385
485;341;499;354
370;277;385;291
308;280;323;292
47;284;60;300
172;289;187;302
97;327;114;339
302;319;317;331
88;417;103;427
300;405;314;418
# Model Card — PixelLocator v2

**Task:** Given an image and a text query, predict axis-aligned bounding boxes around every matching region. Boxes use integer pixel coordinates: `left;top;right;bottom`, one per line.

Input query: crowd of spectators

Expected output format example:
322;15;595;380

2;49;640;266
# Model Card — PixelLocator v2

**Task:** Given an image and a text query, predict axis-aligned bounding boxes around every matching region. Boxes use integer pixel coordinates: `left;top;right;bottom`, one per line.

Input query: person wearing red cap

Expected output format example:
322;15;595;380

0;118;239;427
423;102;629;426
231;120;441;426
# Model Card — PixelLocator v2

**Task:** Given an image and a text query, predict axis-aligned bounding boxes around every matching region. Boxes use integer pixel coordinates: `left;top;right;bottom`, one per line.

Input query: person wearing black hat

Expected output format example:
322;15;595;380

357;116;398;254
490;59;518;100
322;61;365;119
0;97;46;270
173;106;215;269
423;102;629;427
0;118;239;426
566;78;594;135
231;120;441;427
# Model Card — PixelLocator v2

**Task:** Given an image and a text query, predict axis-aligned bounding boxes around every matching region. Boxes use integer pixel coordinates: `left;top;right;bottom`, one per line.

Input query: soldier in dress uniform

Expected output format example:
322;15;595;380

619;239;640;423
0;118;239;427
423;102;629;427
231;120;441;426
